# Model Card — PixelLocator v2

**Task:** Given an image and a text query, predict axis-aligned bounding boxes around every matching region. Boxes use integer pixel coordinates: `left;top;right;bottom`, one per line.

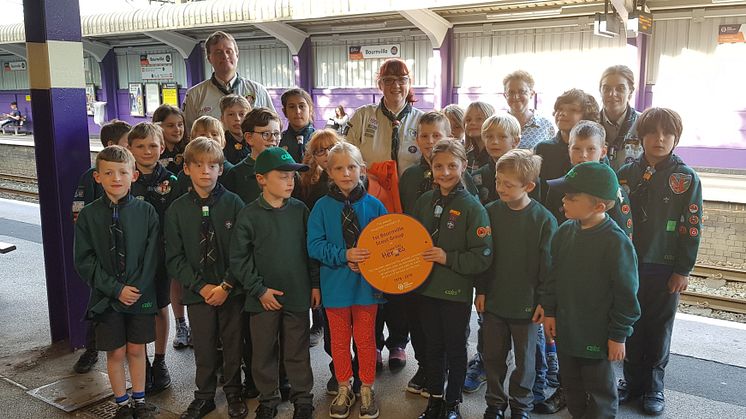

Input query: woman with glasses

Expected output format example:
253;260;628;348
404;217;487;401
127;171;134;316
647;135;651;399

502;70;556;150
599;65;641;171
347;58;425;176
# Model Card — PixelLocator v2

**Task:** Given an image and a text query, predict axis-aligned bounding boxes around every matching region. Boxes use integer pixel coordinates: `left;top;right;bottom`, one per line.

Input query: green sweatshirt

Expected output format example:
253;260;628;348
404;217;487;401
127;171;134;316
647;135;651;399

230;196;320;313
472;160;543;206
222;156;261;205
74;195;160;317
164;188;245;305
170;159;235;198
539;216;640;359
478;200;556;320
617;154;702;275
412;188;493;303
399;158;479;215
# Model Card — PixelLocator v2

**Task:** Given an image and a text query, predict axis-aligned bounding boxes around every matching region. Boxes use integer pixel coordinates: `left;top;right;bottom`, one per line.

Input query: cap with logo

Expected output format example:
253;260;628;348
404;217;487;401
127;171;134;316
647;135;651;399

546;161;619;201
255;147;310;175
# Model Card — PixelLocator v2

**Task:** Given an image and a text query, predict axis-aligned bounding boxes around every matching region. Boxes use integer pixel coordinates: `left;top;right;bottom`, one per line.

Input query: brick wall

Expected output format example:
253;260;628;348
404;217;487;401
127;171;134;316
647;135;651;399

0;143;97;179
700;202;746;269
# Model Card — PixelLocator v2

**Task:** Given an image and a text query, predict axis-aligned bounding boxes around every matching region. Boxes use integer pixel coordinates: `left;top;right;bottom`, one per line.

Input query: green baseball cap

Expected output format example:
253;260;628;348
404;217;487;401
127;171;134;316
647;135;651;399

547;161;619;201
255;147;309;175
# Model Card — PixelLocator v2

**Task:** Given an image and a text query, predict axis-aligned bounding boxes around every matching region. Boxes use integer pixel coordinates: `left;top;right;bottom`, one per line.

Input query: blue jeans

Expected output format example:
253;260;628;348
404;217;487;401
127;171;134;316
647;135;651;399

533;324;548;403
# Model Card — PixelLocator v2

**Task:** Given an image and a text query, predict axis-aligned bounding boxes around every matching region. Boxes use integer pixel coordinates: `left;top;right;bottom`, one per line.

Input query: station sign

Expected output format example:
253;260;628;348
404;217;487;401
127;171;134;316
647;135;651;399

140;53;174;80
349;44;401;60
3;61;26;71
718;24;746;44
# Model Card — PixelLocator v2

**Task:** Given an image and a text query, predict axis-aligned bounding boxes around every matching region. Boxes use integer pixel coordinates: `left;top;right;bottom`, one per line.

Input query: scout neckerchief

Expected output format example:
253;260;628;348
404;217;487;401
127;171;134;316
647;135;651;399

629;154;682;224
328;182;367;249
416;157;434;198
190;183;226;270
284;123;315;161
210;72;240;95
430;184;465;244
604;105;638;163
137;164;171;201
108;194;133;283
379;98;412;164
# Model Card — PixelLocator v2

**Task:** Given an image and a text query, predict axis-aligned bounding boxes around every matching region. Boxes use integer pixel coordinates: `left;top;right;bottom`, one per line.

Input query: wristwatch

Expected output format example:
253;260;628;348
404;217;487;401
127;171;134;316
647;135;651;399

219;282;233;292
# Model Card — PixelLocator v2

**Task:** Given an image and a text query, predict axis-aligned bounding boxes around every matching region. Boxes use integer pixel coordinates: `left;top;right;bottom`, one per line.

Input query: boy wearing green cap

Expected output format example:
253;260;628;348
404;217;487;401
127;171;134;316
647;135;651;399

164;138;247;419
230;147;320;419
540;161;640;419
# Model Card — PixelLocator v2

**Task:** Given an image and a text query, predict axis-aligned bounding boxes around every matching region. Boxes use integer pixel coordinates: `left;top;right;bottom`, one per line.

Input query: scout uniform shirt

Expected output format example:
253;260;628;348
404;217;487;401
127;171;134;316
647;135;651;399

412;186;493;304
159;141;187;175
602;105;640;171
164;185;245;305
74;194;160;317
223;131;250;165
399;157;479;215
279;123;315;163
230;196;320;313
72;167;103;222
346;103;424;176
477;199;557;320
221;156;262;205
539;216;640;359
131;163;177;223
183;73;275;129
617;153;702;276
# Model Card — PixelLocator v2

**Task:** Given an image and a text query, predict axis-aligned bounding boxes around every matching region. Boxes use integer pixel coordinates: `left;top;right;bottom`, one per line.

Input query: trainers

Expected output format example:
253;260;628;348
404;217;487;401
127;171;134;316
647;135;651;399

407;368;426;394
359;386;379;419
533;386;566;414
463;354;486;393
133;402;157;419
254;403;277;419
113;404;134;419
180;399;216;419
150;357;171;395
388;347;407;372
173;322;190;349
546;350;559;387
376;349;383;372
293;403;314;419
309;326;323;348
329;385;356;419
73;348;98;373
327;376;339;396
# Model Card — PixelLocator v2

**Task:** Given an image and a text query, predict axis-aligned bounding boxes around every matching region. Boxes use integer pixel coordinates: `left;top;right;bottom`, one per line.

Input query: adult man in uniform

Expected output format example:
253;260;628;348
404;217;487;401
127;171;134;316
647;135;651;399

183;31;275;130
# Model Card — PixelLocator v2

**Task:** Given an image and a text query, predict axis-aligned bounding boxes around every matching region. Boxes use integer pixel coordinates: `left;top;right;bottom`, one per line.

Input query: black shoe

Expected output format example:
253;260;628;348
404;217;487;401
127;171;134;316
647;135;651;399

73;349;98;373
113;404;134;419
255;403;278;419
309;326;323;348
180;399;216;419
133;402;157;419
149;357;171;395
642;391;665;416
226;392;247;418
444;401;461;419
418;396;445;419
617;379;642;405
483;405;505;419
533;387;565;414
279;380;291;402
293;403;314;419
242;381;259;399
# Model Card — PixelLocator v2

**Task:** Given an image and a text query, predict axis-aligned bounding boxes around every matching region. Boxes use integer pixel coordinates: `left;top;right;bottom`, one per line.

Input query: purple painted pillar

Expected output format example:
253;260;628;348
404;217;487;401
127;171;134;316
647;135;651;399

634;34;649;112
100;49;119;122
294;38;312;93
437;28;454;108
185;43;205;89
24;0;91;349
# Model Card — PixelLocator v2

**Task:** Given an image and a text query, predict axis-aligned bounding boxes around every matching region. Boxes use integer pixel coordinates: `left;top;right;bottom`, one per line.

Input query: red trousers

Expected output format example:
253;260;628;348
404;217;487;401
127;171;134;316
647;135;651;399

325;304;378;385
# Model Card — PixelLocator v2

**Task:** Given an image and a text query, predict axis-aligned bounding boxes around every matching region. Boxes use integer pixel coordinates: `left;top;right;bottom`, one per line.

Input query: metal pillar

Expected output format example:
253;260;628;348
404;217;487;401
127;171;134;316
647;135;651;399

436;28;454;108
185;43;205;88
634;34;649;112
100;50;120;122
24;0;91;349
294;38;313;93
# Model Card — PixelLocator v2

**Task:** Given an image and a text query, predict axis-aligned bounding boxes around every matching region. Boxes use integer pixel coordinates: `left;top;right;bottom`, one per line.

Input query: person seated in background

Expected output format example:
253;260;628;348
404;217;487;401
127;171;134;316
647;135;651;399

0;101;22;128
329;105;350;136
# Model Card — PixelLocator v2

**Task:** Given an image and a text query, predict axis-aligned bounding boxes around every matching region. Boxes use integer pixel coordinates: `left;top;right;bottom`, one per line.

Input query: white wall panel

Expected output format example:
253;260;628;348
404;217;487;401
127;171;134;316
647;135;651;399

84;54;102;86
116;45;187;89
313;33;433;88
0;55;28;90
203;40;294;88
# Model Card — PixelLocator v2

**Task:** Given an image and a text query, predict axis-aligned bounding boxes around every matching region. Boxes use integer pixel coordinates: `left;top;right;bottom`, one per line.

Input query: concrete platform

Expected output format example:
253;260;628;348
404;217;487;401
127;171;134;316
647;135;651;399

1;197;745;418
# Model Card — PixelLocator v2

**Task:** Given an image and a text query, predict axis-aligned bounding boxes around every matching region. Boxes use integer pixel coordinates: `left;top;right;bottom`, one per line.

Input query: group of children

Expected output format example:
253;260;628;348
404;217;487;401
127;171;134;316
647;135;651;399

73;74;702;419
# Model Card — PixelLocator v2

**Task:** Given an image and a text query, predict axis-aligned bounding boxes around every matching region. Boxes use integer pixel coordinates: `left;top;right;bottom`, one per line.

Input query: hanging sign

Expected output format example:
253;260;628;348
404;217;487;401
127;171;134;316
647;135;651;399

140;53;174;80
349;44;401;61
162;83;179;107
718;24;746;44
4;61;26;71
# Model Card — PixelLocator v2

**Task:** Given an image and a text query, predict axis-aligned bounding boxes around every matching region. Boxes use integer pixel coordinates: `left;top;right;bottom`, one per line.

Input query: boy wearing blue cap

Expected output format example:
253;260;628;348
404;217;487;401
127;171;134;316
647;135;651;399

540;162;641;419
230;147;320;419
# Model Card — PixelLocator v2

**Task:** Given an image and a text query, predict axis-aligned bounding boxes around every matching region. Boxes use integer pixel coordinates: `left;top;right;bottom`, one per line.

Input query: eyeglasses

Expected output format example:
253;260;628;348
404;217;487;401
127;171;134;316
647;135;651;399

250;131;282;141
381;76;410;86
313;145;335;157
504;89;530;98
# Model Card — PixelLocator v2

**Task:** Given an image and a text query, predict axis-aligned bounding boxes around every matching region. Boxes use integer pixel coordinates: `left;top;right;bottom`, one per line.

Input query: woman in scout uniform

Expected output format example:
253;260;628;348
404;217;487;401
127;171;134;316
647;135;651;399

346;58;424;176
412;139;493;419
599;65;640;171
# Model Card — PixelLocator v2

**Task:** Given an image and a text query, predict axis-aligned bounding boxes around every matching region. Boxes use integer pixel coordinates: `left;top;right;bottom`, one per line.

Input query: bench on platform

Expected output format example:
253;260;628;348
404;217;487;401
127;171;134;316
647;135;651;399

1;115;30;135
0;241;17;254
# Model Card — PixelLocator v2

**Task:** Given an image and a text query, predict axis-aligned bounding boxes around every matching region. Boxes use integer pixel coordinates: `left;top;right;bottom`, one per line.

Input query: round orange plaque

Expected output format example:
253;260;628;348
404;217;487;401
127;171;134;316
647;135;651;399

357;214;433;294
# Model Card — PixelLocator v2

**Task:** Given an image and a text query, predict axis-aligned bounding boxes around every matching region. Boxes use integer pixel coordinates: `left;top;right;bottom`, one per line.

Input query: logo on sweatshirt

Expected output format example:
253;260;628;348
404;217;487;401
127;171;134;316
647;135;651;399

585;345;601;353
669;173;692;194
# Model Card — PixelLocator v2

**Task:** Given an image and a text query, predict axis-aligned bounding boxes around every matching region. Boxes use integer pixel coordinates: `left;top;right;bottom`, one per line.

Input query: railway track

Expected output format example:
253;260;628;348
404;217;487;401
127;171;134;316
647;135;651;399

685;264;746;315
0;173;39;200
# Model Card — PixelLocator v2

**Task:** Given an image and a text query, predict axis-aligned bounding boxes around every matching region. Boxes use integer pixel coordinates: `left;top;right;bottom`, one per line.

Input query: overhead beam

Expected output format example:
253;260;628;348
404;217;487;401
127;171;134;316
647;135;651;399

146;30;199;59
253;21;308;55
81;39;111;63
400;9;453;48
610;0;632;21
0;43;27;59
